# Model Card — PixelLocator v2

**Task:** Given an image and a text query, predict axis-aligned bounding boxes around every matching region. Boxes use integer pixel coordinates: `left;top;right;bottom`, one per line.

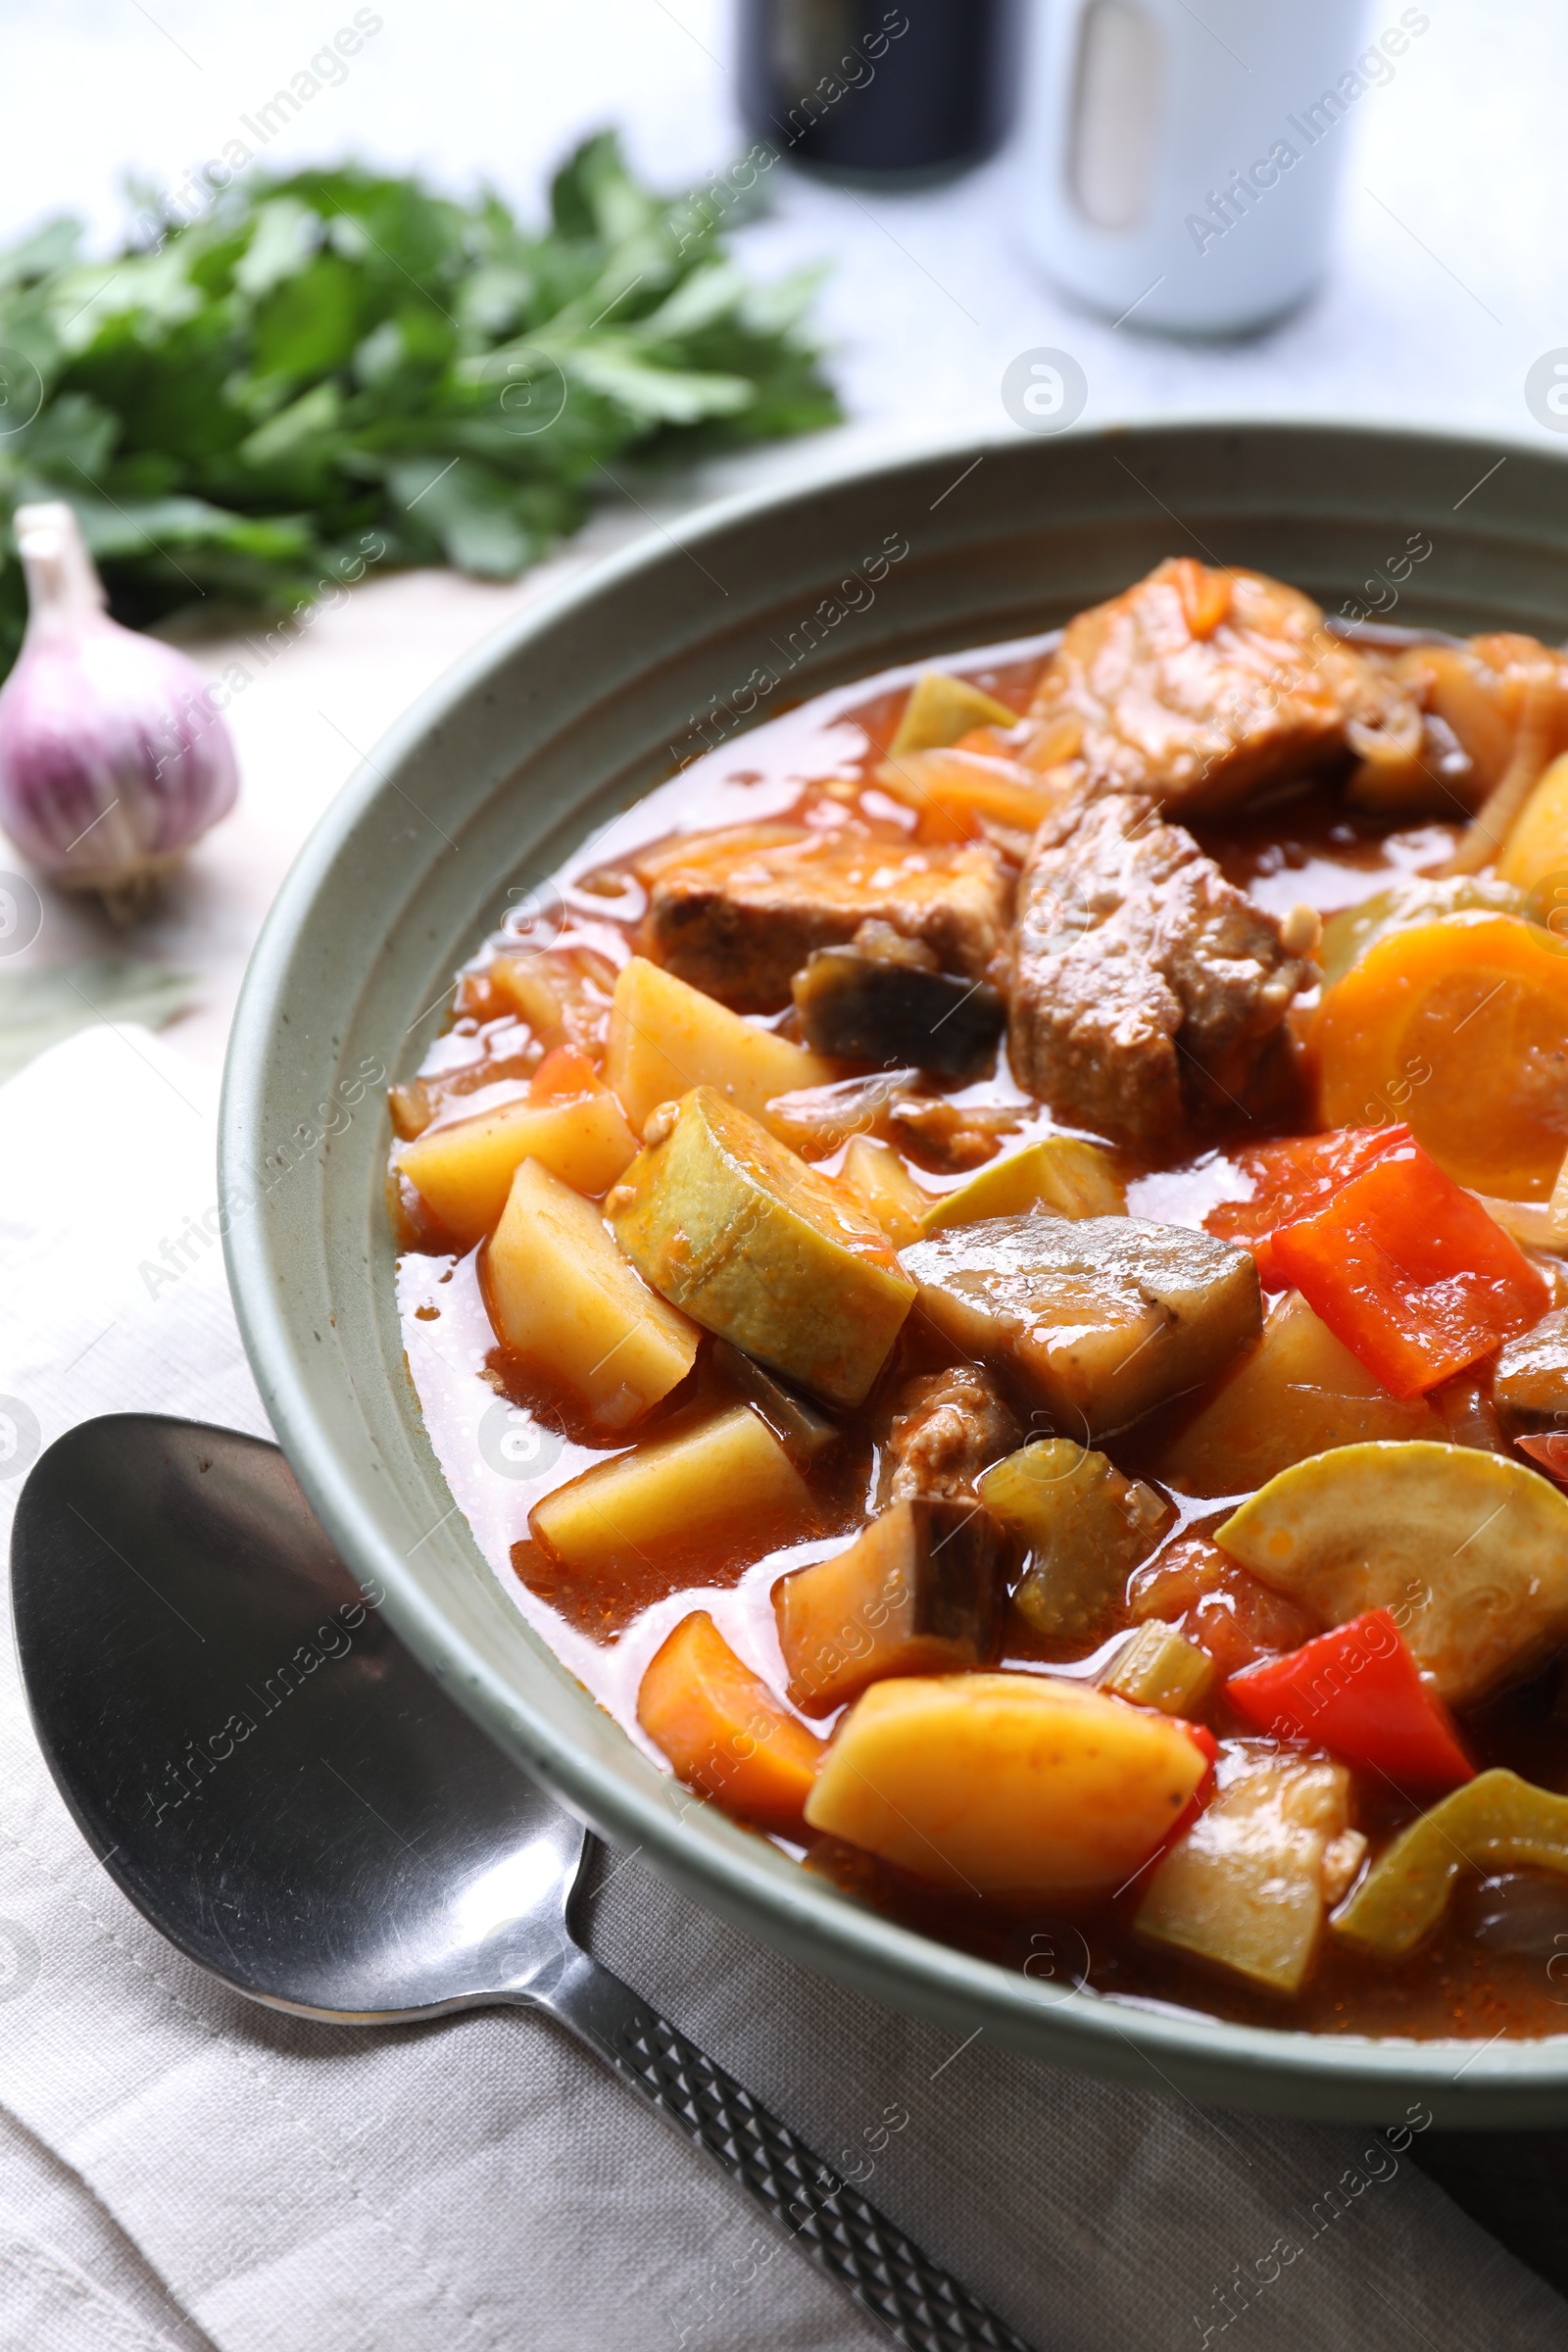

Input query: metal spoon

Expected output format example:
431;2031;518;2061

11;1413;1034;2352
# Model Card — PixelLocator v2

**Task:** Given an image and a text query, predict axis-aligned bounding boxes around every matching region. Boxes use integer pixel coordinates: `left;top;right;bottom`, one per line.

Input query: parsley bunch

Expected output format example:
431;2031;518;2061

0;132;839;676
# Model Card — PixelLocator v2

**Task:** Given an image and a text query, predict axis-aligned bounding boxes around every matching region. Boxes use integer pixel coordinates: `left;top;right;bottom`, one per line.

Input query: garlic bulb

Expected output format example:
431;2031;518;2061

0;503;239;915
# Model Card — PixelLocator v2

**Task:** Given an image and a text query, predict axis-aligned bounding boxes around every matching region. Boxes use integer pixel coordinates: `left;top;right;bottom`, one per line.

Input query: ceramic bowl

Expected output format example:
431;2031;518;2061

222;417;1568;2124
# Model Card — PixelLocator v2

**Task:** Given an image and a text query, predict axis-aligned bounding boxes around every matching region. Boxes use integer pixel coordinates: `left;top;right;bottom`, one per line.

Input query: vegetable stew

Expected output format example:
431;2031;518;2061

389;555;1568;2039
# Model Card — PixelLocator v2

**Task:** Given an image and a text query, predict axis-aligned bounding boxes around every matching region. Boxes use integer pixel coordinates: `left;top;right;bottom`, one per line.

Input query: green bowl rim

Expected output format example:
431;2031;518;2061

220;413;1568;2113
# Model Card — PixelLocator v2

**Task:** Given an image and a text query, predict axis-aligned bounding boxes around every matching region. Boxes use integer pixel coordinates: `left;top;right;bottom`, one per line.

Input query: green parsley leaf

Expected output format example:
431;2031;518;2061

0;130;839;675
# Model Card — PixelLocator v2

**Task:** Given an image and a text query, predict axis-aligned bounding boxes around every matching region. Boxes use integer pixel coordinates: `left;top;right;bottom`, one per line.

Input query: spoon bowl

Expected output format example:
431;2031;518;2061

10;1412;1035;2352
13;1412;585;2021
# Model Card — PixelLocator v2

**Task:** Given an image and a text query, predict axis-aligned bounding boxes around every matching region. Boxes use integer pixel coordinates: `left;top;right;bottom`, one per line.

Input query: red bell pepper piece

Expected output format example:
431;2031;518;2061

1225;1609;1474;1792
1268;1137;1549;1396
1205;1124;1410;1290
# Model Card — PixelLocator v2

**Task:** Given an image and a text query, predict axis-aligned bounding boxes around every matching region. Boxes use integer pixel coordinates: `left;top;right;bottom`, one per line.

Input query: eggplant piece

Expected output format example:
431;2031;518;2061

772;1497;1011;1715
792;931;1005;1080
901;1214;1261;1437
710;1338;841;1471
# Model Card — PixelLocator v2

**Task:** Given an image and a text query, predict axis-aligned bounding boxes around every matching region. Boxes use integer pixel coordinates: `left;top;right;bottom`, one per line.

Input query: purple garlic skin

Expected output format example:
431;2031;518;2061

0;503;239;906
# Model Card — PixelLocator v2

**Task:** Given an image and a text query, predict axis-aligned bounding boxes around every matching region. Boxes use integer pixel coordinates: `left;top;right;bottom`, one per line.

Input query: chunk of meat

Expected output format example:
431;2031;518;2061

1023;559;1418;816
888;1096;1023;1172
881;1364;1021;1504
1007;792;1314;1148
640;831;1011;1013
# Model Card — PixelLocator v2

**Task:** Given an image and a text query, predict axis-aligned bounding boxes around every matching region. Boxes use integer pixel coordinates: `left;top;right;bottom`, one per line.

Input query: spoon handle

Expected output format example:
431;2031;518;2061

536;1944;1036;2352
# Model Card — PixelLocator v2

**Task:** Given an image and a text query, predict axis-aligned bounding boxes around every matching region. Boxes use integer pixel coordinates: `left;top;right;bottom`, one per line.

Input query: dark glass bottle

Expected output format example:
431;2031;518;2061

737;0;1022;188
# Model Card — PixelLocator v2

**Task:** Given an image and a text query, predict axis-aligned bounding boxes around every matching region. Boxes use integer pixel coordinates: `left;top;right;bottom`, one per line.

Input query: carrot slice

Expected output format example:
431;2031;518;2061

1169;555;1233;640
1314;913;1568;1200
528;1043;602;1103
637;1611;824;1838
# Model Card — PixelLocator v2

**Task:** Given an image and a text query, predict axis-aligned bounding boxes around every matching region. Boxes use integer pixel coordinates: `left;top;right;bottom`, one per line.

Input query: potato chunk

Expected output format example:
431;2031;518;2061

772;1499;1009;1715
1215;1441;1568;1705
1136;1742;1350;1996
488;943;616;1056
977;1440;1171;1639
604;956;835;1136
486;1157;697;1426
839;1136;931;1246
901;1214;1260;1437
399;1089;639;1243
530;1403;811;1574
805;1673;1209;1898
638;1611;824;1838
1158;1290;1445;1498
1499;749;1568;891
610;1086;915;1407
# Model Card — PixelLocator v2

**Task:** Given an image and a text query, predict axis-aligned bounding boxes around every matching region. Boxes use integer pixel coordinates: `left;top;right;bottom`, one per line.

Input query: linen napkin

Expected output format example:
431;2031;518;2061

0;1021;1563;2352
